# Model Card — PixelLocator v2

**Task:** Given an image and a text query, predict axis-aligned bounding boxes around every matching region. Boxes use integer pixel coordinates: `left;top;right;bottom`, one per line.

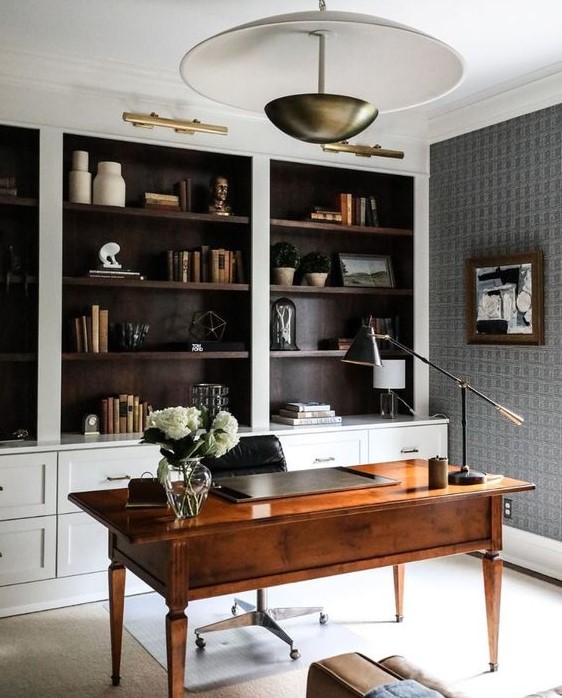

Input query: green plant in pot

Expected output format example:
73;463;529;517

299;251;331;287
271;241;300;286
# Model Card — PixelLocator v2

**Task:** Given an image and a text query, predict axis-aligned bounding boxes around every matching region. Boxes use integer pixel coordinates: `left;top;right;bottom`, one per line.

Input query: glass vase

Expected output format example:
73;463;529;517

163;458;212;519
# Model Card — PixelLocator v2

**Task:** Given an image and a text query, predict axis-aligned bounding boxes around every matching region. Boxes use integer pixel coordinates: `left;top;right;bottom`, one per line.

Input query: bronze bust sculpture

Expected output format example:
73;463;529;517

208;175;232;216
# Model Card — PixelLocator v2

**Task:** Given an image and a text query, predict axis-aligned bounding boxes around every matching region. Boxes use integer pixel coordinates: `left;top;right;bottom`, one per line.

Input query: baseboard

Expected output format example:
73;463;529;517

502;526;562;582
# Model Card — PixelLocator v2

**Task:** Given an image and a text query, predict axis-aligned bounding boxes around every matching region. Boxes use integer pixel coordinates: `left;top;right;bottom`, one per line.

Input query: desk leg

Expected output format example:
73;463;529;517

393;564;404;622
482;551;502;672
165;540;190;698
108;561;126;686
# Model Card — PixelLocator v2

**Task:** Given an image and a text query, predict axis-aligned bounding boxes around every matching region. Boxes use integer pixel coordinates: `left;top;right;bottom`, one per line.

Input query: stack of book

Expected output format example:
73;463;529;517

88;268;144;280
338;193;380;227
142;192;181;211
70;304;109;353
99;393;151;434
166;246;245;284
271;402;342;426
0;176;17;196
309;207;343;223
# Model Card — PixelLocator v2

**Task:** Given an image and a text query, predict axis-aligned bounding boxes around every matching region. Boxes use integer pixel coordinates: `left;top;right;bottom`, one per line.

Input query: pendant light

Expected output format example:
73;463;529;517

180;2;464;144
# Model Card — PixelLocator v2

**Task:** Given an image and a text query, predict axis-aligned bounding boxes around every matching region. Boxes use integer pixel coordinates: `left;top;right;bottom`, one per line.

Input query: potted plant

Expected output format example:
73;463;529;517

271;241;300;285
299;251;331;287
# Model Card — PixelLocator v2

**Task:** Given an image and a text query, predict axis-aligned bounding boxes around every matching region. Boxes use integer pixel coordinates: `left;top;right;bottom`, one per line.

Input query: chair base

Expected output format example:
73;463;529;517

194;588;328;659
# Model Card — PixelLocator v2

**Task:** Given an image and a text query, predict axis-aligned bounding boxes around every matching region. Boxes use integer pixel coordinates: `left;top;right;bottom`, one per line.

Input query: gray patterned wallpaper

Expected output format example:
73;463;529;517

429;105;562;541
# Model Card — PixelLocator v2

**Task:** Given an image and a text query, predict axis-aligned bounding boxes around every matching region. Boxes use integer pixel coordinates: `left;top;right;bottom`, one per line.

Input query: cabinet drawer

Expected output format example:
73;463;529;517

58;445;160;514
368;424;448;463
0;516;56;586
0;452;57;520
57;512;110;577
279;430;368;471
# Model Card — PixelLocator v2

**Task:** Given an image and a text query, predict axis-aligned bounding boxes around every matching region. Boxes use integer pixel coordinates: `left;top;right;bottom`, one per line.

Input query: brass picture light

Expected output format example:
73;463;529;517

122;112;228;136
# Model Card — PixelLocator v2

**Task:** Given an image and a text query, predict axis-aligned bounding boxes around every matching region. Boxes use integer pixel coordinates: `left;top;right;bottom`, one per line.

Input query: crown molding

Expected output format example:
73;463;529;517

429;69;562;143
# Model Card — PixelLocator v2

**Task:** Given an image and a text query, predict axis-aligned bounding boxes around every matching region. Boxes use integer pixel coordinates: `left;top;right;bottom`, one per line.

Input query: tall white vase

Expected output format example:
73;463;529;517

68;150;92;204
93;161;126;207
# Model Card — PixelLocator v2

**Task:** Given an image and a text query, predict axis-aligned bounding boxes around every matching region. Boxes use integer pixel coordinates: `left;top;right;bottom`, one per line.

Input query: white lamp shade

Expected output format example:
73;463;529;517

373;360;406;390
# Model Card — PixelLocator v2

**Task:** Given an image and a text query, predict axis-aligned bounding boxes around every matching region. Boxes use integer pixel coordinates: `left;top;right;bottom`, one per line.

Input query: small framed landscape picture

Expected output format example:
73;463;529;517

465;250;544;345
338;253;395;288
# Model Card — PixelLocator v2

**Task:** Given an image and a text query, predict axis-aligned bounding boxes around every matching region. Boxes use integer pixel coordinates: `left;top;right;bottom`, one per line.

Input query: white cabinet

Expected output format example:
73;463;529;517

0;452;57;521
0;516;56;586
58;444;160;514
58;512;110;577
368;423;448;463
279;430;369;471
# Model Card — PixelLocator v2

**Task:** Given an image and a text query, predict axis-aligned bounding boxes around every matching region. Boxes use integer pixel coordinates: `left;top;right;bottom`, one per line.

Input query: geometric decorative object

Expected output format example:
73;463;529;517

189;311;227;342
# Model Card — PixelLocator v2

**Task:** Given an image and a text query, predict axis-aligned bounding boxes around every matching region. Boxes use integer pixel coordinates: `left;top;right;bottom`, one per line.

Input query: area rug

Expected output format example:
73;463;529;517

120;588;370;692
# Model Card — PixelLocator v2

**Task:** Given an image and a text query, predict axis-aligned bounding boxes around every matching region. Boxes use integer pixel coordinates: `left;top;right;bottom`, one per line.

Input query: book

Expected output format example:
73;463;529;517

91;304;100;353
107;395;114;434
235;250;245;283
99;309;109;353
88;268;143;278
126;394;134;433
119;394;128;434
272;415;342;426
113;397;120;434
278;408;336;418
283;401;331;412
200;245;210;282
143;192;179;204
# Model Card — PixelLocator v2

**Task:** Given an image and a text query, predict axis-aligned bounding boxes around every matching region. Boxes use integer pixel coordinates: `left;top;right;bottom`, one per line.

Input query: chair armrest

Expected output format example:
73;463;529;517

378;656;470;698
306;653;403;698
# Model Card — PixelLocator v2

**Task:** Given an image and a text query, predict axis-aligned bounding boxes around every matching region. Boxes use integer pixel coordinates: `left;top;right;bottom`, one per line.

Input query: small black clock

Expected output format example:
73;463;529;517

82;413;100;435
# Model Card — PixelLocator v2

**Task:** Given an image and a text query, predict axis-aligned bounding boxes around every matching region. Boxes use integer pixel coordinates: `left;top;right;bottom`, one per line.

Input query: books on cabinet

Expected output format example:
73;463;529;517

271;402;342;426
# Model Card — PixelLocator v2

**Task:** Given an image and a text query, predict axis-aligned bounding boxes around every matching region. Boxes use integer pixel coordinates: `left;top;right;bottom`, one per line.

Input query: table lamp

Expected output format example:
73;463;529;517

372;359;405;418
342;321;524;485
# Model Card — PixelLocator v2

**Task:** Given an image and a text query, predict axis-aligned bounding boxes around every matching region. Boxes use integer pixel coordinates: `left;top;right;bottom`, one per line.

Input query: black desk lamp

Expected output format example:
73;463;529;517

342;323;524;485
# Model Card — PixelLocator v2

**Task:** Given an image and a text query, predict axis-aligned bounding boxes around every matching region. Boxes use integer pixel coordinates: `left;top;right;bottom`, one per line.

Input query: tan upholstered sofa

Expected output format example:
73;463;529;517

306;653;562;698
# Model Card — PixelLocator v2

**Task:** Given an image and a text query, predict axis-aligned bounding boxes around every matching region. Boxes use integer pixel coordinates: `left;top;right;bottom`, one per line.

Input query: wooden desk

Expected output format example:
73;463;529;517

69;459;534;698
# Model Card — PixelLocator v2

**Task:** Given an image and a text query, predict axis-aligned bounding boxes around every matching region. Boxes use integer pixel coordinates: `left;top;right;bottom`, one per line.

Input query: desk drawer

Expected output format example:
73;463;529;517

279;430;368;471
58;445;160;514
368;424;447;463
0;516;56;586
0;452;57;521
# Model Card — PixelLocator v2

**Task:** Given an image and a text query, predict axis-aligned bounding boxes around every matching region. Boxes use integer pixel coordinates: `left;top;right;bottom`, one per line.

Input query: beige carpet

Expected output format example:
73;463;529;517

2;556;562;697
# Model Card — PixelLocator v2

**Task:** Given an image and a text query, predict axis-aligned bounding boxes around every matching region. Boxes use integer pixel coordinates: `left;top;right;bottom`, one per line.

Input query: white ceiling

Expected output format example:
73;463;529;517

2;0;562;121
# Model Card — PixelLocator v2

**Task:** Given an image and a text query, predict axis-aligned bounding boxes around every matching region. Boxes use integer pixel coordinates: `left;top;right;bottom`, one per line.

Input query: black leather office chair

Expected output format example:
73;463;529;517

194;434;328;659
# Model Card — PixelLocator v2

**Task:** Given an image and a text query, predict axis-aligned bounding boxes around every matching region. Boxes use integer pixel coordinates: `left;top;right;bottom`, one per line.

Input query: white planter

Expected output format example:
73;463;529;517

93;161;126;207
305;272;328;287
272;267;296;285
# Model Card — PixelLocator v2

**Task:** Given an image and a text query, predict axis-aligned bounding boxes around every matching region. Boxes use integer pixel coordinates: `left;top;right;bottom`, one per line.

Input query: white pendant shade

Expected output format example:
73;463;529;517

180;10;464;115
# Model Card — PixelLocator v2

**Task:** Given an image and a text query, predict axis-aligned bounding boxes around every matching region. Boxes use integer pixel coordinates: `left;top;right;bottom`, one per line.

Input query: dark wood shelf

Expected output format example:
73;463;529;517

270;349;407;359
270;284;413;296
270;218;412;237
0;194;38;208
0;352;37;362
62;351;249;361
63;277;249;292
0;274;38;285
64;201;250;225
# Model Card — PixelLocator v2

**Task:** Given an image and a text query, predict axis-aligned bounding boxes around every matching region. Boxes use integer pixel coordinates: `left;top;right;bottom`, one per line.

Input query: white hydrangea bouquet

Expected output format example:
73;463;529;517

140;406;239;517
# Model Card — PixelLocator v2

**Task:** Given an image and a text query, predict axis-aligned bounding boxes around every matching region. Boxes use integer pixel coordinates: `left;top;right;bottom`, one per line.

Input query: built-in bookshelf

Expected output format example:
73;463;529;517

269;159;414;417
61;134;252;432
0;124;39;437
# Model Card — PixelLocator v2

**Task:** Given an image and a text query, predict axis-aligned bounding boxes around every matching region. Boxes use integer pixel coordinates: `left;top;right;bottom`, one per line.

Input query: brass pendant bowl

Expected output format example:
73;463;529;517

265;93;379;144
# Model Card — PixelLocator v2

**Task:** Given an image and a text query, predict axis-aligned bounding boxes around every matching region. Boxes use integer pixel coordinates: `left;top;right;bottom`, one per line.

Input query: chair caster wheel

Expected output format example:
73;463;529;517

195;635;206;649
319;612;328;625
290;648;301;660
231;604;238;616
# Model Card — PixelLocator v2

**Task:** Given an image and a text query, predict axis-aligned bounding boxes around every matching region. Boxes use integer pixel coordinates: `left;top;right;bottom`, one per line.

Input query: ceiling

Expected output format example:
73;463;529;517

2;0;562;122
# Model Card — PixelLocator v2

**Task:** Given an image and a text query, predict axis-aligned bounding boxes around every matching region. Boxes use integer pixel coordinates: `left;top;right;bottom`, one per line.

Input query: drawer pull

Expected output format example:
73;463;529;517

0;485;3;491
400;447;419;454
313;456;336;463
106;475;132;482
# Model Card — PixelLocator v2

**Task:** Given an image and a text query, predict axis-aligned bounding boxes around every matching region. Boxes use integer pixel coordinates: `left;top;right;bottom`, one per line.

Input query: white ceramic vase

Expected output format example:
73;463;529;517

93;161;126;207
68;150;91;204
